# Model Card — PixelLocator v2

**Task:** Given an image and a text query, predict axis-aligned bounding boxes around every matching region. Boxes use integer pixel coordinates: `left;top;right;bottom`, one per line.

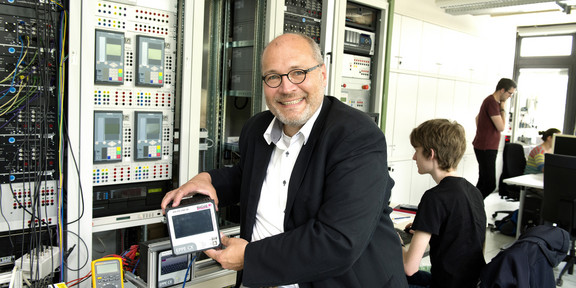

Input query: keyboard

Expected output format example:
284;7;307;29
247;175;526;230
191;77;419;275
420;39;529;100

395;228;413;245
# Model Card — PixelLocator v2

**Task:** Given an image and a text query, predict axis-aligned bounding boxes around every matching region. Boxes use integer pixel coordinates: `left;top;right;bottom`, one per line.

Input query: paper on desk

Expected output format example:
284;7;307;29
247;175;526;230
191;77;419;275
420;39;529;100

390;210;414;224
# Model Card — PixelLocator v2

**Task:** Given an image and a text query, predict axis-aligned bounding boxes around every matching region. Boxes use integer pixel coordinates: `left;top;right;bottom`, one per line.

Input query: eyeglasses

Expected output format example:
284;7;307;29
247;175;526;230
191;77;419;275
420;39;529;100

506;90;515;96
262;64;322;88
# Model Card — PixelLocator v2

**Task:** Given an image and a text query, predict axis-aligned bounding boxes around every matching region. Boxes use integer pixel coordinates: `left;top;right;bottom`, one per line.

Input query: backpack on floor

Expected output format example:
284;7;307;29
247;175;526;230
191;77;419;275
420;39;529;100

495;209;518;236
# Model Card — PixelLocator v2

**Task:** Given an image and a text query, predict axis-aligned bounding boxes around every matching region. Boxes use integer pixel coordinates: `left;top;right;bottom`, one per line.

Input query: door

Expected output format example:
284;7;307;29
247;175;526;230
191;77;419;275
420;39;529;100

513;68;569;144
513;31;576;138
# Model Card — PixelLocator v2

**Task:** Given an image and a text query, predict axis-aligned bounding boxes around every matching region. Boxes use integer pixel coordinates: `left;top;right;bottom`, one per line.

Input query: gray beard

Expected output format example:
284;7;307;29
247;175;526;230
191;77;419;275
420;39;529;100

275;105;312;127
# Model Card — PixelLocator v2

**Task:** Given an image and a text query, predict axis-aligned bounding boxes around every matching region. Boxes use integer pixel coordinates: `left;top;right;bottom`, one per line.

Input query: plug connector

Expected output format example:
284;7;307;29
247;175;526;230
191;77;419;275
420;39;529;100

15;246;60;280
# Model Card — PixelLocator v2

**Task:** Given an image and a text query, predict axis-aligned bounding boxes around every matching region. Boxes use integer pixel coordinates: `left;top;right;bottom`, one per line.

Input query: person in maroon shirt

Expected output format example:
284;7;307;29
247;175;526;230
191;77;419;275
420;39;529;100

472;78;516;198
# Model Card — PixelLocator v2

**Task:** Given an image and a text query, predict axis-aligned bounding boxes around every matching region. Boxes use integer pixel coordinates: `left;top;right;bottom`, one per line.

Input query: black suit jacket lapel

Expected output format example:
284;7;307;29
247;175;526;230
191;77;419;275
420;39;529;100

244;124;275;239
283;98;330;224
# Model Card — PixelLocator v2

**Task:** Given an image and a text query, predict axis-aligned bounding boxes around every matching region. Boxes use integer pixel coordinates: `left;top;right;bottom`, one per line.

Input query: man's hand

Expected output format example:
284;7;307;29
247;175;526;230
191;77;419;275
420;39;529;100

404;222;414;234
204;234;248;271
160;172;218;213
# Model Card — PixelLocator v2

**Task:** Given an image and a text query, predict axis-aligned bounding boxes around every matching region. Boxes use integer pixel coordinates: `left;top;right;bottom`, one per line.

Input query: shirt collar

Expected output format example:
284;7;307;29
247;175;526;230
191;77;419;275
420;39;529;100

263;102;323;145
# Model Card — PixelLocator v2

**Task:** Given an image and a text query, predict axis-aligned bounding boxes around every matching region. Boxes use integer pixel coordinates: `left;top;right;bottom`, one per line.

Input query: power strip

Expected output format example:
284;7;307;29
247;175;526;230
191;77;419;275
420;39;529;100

15;246;60;280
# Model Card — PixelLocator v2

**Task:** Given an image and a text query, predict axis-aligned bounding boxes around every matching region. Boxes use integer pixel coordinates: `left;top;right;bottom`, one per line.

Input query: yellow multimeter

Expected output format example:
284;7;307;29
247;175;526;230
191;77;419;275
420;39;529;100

91;257;124;288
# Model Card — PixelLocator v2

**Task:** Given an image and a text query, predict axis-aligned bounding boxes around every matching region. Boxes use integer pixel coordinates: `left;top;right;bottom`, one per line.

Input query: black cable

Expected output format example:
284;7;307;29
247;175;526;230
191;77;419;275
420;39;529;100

0;185;15;249
62;229;89;272
234;96;249;110
0;3;62;285
61;116;85;225
63;244;76;260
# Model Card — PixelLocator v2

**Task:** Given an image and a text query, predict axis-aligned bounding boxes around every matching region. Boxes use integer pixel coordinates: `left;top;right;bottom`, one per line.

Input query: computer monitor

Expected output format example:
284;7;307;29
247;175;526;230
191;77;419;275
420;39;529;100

552;134;576;157
541;154;576;234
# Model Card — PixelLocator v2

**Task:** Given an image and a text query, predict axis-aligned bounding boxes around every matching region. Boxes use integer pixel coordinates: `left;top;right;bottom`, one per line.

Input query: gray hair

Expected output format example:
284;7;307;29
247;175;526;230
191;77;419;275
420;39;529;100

261;33;324;69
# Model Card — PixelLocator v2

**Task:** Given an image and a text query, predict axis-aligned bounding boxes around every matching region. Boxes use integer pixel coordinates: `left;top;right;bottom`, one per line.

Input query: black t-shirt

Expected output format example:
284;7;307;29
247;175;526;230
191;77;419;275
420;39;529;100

412;177;487;288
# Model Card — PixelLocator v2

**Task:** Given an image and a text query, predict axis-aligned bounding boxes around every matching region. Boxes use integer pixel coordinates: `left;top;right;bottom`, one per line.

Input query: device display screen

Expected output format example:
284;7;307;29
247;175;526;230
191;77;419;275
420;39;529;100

172;209;214;239
106;41;122;62
96;262;118;274
104;118;121;141
95;30;124;85
146;118;161;139
93;111;123;163
148;45;163;65
160;253;189;276
166;197;220;255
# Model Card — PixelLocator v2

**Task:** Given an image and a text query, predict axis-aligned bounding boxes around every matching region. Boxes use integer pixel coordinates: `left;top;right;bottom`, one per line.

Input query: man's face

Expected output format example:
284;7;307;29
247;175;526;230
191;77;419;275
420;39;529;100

501;87;516;101
261;35;327;132
412;146;434;175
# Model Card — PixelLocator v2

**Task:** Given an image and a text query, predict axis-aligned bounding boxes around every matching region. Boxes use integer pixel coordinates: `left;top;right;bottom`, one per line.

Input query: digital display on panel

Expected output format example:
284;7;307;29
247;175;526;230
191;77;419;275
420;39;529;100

146;118;161;140
157;250;191;288
106;41;122;62
136;36;165;87
104;118;121;141
94;111;123;163
95;30;124;85
173;209;214;239
96;262;118;274
134;111;163;161
148;45;163;66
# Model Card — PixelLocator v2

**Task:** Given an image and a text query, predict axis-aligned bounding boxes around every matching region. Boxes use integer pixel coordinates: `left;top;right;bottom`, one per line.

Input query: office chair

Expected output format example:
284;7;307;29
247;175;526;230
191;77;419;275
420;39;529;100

492;143;526;219
541;153;576;286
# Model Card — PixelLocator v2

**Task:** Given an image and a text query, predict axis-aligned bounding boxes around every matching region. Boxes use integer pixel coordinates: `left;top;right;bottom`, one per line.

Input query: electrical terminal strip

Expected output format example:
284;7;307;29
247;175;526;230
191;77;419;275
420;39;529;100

15;246;60;280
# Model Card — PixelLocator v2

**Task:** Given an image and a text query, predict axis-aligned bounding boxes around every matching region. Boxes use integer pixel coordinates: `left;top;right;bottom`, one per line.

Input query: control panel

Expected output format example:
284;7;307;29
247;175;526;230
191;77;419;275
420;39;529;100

0;181;58;232
95;30;125;85
0;1;60;232
284;0;323;44
92;1;176;187
134;111;163;161
94;111;124;163
344;26;375;56
136;36;165;87
340;2;378;113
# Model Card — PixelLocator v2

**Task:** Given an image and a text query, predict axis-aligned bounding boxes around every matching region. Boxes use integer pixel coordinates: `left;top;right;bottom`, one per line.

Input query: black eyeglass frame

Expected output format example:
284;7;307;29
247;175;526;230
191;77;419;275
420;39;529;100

261;63;322;88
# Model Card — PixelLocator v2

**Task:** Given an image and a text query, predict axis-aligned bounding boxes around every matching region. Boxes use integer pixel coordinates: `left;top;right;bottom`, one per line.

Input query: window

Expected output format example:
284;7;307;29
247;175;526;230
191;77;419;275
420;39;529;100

520;35;572;57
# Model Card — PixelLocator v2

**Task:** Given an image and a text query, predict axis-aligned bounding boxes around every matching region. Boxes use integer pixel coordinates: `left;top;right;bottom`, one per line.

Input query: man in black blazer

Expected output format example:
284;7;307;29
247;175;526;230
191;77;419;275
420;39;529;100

161;33;407;287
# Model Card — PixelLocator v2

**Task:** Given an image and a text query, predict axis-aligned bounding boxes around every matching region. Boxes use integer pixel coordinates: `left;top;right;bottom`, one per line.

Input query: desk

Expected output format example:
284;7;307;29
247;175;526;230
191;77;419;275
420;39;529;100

389;204;416;228
502;173;543;239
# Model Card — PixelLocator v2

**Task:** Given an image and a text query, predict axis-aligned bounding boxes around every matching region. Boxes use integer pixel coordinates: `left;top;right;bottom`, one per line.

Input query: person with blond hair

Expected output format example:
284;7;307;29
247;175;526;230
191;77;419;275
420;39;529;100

402;119;486;288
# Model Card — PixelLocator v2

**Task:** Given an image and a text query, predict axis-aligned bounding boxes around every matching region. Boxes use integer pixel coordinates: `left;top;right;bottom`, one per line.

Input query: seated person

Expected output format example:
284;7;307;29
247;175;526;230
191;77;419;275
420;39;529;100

524;128;561;174
401;119;487;288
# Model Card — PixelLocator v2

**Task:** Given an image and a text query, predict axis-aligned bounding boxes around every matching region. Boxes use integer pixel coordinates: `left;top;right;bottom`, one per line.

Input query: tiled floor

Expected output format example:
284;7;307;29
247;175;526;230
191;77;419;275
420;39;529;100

483;192;576;287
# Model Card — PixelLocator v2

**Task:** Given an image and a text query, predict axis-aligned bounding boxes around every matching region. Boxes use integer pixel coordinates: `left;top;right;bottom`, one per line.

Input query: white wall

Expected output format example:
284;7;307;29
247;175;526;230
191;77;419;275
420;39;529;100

395;0;518;82
387;0;518;204
388;0;576;205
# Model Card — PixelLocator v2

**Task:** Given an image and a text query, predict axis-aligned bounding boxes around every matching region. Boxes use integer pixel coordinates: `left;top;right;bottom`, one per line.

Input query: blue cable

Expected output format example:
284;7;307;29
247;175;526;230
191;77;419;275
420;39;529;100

182;254;197;288
132;258;140;273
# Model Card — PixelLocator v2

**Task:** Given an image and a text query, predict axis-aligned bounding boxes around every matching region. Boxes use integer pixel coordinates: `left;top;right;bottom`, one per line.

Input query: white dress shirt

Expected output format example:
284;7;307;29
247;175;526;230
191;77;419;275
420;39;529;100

248;104;322;288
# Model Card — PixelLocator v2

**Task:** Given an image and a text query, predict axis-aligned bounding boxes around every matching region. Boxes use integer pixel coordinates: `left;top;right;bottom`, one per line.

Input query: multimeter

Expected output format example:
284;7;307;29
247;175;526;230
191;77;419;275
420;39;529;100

91;257;124;288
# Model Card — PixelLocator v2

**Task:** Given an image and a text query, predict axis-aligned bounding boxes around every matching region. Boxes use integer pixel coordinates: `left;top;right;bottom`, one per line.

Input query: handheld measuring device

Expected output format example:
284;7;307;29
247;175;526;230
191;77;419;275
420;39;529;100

165;195;220;255
91;257;124;288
